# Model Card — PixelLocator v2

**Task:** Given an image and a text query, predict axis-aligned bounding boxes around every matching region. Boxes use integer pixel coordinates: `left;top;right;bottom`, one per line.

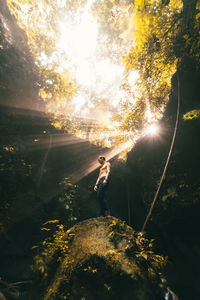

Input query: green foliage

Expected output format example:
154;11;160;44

38;68;76;114
58;178;79;224
121;0;200;133
0;143;33;224
107;219;167;286
122;0;181;121
133;232;167;283
5;0;200;150
119;99;146;132
7;0;77;115
32;221;69;277
83;265;98;273
108;218;129;245
7;0;59;57
161;186;178;202
91;0;134;61
32;178;78;278
29;217;170;299
183;109;200;120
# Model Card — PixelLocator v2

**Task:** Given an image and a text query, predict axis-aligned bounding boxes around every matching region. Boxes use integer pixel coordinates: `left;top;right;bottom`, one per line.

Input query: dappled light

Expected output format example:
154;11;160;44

1;0;200;299
3;0;200;181
5;0;200;157
6;0;163;154
57;0;128;130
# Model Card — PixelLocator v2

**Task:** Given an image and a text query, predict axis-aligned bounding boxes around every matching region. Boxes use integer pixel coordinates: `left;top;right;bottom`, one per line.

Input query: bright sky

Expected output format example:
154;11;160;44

57;0;133;118
55;0;158;151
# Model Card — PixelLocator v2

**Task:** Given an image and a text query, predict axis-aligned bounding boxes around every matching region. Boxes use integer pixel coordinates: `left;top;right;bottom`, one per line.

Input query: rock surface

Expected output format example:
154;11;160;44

30;217;167;300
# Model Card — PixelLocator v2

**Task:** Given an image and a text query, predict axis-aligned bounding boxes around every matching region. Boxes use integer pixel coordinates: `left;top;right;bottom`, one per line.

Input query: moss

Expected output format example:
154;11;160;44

30;217;167;300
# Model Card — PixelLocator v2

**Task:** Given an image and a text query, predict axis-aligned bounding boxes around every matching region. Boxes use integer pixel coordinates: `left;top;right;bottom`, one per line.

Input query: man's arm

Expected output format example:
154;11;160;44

95;176;100;186
94;176;100;191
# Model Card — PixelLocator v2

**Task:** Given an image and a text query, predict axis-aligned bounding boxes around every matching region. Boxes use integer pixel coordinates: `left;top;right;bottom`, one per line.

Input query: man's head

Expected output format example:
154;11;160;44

98;156;106;164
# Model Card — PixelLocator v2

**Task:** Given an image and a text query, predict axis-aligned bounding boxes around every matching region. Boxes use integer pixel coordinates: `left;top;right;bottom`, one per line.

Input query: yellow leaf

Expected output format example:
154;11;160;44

42;220;59;226
41;227;51;231
32;245;38;249
196;12;200;21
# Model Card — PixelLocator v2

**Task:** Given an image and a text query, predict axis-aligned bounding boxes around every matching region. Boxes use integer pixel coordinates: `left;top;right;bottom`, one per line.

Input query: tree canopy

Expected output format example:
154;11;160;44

6;0;200;150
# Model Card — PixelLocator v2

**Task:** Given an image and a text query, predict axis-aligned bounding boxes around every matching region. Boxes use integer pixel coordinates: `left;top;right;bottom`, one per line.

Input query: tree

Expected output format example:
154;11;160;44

7;0;78;114
122;0;200;129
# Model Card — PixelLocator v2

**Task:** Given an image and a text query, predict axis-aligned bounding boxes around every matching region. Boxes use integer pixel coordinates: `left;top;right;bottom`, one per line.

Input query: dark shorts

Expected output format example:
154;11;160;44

97;176;110;215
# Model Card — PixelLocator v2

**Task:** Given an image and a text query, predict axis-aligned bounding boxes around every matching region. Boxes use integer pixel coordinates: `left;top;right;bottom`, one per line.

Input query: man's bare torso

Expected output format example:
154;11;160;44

99;162;110;179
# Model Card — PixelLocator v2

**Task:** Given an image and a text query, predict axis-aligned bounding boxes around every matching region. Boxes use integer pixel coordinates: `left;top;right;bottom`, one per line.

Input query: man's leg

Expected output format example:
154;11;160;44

97;179;107;216
97;178;110;216
101;190;110;216
103;178;110;216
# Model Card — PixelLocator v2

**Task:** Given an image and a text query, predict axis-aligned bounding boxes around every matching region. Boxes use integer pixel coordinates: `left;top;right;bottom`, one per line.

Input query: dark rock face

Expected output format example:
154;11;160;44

0;1;44;293
125;59;200;299
30;217;167;300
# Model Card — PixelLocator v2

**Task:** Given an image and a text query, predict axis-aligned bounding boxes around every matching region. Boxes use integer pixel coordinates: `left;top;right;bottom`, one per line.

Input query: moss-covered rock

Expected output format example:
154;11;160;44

30;217;167;300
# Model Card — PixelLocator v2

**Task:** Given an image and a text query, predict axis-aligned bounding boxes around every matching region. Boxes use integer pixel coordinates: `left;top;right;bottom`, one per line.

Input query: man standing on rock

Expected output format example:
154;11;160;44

94;156;111;216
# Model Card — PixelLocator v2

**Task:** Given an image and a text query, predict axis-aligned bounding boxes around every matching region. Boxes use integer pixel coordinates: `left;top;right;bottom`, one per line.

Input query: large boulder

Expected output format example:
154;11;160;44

30;217;168;300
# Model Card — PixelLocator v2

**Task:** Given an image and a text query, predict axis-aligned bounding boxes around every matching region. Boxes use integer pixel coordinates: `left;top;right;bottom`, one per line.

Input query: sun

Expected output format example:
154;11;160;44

144;124;160;136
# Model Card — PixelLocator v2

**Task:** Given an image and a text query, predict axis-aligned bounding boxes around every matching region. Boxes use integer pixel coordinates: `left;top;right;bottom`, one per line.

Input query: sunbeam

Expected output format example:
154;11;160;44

70;141;133;183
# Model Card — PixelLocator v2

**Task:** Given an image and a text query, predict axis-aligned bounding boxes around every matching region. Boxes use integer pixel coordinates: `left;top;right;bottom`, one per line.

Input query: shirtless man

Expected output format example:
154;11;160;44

94;156;111;216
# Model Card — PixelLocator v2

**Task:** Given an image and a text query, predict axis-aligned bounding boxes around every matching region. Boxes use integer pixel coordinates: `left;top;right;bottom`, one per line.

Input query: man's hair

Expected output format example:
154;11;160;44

99;156;106;161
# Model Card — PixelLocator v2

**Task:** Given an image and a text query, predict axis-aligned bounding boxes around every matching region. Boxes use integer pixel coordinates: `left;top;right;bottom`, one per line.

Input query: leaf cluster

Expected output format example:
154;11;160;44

183;109;200;120
7;0;77;115
32;220;69;278
107;219;168;286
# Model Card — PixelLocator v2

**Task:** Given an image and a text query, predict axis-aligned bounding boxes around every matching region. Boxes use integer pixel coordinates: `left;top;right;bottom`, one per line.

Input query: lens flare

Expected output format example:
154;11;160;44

70;141;134;183
144;124;159;136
